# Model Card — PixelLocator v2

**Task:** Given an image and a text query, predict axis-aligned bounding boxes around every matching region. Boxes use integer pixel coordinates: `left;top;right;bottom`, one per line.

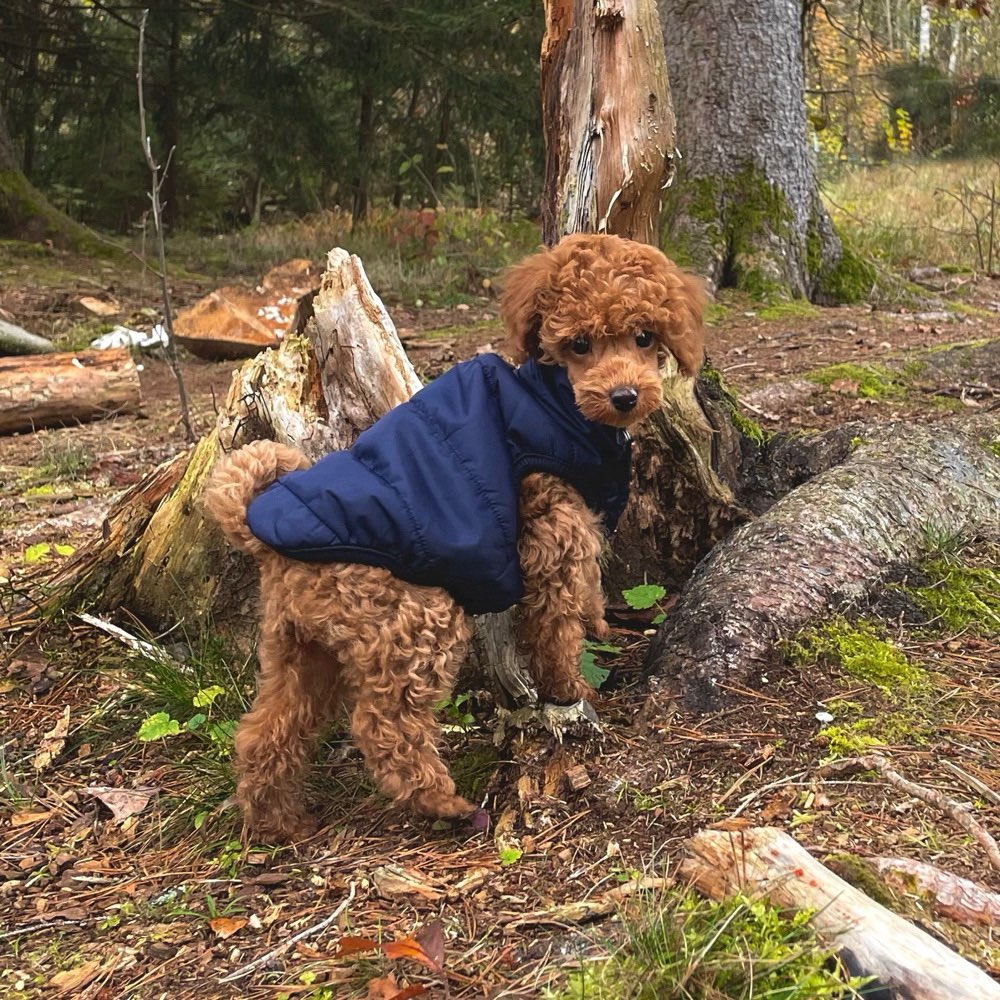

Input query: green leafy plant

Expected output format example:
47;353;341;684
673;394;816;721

623;583;670;624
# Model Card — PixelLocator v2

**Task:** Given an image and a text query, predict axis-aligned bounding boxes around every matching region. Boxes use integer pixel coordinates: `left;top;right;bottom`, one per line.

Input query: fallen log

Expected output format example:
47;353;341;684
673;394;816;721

645;417;1000;710
0;347;142;434
682;826;1000;1000
0;317;55;356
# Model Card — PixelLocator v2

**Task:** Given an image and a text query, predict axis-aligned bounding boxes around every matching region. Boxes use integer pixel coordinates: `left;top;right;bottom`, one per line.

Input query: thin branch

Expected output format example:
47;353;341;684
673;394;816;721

820;754;1000;873
137;9;195;444
218;881;357;983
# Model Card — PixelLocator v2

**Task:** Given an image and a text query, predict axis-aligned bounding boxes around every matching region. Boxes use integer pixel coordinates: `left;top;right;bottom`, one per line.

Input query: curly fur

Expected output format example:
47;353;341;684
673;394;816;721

205;232;703;842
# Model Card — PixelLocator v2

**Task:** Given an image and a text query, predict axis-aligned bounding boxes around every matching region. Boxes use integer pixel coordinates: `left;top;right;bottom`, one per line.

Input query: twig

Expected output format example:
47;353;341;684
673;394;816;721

137;9;194;444
940;759;1000;806
819;754;1000;873
0;919;87;941
218;881;357;983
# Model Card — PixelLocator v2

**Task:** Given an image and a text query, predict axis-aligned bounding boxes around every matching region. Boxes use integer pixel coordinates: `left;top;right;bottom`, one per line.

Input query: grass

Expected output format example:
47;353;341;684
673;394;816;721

166;205;540;307
550;889;869;999
823;157;1000;273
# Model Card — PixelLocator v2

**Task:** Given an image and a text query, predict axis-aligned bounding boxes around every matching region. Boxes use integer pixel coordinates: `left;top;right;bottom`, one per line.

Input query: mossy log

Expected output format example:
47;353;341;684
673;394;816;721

682;826;1000;1000
645;416;1000;710
0;347;142;434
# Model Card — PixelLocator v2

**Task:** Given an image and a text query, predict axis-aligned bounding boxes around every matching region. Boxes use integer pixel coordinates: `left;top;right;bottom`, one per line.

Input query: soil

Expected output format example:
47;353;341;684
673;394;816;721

1;248;998;998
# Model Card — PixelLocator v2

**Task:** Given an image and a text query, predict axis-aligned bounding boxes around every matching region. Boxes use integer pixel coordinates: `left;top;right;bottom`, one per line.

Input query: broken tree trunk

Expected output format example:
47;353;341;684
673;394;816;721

645;417;1000;710
0;347;141;434
682;826;1000;1000
29;249;420;633
540;0;676;246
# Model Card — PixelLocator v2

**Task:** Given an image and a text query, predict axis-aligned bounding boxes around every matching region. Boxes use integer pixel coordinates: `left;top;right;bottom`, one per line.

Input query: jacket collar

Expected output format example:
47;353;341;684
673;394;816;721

515;358;631;459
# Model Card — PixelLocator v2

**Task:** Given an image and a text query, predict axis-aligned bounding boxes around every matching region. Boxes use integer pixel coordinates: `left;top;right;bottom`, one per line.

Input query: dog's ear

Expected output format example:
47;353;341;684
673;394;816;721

500;245;561;363
664;266;706;377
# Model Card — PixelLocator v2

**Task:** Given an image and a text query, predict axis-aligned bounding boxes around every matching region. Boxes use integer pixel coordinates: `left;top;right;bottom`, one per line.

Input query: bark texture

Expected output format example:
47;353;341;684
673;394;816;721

645;417;1000;709
683;826;1000;1000
0;348;142;434
659;0;841;299
541;0;676;246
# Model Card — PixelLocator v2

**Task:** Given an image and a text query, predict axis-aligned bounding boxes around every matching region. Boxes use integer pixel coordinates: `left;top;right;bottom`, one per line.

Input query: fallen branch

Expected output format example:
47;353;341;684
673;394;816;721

218;881;357;983
682;826;1000;1000
872;856;1000;927
820;754;1000;874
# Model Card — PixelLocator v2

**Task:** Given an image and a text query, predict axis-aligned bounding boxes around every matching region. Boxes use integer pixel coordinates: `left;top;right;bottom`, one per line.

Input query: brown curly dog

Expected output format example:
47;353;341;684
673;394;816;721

204;233;703;842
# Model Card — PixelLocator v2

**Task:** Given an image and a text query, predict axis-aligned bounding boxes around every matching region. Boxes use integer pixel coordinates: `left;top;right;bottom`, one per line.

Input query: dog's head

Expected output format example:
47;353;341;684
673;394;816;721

500;233;704;427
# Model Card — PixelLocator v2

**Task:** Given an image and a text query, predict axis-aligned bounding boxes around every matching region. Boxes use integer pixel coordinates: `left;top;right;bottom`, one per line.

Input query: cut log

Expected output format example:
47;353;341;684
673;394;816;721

682;826;1000;1000
173;258;321;361
872;857;1000;928
0;347;141;435
0;317;55;355
645;417;1000;710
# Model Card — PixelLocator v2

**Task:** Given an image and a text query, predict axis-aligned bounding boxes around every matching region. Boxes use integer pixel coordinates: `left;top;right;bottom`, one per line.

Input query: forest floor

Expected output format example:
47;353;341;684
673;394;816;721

1;241;999;998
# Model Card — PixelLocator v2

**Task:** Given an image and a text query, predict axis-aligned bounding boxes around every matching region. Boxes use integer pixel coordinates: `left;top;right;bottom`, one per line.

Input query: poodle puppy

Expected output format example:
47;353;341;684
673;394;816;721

204;232;703;842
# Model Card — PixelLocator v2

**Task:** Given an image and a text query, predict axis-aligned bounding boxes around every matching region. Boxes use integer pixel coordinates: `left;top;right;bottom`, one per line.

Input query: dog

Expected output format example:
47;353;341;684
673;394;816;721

204;232;704;842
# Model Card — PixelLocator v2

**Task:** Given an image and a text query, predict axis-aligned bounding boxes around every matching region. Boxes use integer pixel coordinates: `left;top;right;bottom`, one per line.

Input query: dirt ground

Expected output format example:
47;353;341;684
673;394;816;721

1;248;999;998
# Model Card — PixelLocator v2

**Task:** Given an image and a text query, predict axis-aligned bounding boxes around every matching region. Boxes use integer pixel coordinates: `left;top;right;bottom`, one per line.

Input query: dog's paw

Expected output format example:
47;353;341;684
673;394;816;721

588;618;610;641
411;790;477;821
247;812;319;845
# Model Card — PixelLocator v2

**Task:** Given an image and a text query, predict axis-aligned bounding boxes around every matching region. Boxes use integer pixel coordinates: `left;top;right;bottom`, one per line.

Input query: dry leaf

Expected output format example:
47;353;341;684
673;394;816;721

34;705;70;771
413;920;445;972
48;958;103;993
208;916;248;939
389;986;428;1000
366;974;400;999
334;935;382;957
85;785;159;821
10;809;54;827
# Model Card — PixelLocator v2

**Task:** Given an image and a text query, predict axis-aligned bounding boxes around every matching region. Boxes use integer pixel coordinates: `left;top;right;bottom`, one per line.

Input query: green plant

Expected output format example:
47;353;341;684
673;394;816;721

550;890;870;999
623;583;669;624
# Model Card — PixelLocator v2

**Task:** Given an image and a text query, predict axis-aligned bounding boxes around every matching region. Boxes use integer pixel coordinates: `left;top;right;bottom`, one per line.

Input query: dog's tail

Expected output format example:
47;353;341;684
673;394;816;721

204;439;310;558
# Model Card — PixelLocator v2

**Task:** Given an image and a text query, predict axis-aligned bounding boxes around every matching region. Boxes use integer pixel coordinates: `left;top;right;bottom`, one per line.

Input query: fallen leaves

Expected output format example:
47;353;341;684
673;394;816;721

208;915;249;939
33;705;70;771
84;785;159;822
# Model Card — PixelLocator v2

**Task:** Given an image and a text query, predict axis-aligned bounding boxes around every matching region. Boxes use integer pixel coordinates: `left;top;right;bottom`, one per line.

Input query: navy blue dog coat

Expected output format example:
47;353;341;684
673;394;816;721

245;353;632;615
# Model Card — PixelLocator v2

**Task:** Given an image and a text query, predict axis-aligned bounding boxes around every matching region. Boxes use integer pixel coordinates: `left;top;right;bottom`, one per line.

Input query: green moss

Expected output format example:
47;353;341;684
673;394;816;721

787;617;928;695
824;854;898;908
814;241;877;304
805;362;905;399
756;300;818;321
988;439;1000;460
700;362;769;445
908;558;1000;633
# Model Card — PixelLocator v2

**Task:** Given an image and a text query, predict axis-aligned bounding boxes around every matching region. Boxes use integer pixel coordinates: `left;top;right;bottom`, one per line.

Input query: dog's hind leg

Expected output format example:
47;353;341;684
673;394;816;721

516;472;607;704
346;590;476;821
233;630;339;842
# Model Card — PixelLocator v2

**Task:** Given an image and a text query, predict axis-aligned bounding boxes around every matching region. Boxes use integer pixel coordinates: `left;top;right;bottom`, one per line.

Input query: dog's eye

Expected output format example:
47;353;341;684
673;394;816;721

636;330;654;348
570;335;591;355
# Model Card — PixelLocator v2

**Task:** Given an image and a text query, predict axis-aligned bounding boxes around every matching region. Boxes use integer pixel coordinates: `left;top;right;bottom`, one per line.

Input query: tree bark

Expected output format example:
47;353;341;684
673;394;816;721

682;826;1000;1000
540;0;676;246
645;417;1000;710
0;348;142;435
659;0;844;300
0;318;55;356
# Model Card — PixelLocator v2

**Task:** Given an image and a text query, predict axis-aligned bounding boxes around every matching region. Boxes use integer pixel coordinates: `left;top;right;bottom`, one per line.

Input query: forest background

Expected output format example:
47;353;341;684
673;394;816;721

3;0;1000;274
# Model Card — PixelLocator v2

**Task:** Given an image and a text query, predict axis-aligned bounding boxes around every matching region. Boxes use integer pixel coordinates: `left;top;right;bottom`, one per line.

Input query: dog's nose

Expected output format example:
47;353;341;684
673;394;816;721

609;387;639;413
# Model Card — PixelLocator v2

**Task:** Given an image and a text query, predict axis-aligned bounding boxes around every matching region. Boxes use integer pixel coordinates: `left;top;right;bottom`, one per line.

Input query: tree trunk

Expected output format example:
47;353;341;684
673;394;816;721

0;318;54;356
645;417;1000;709
658;0;847;301
682;827;1000;1000
540;0;676;246
0;348;142;435
0;99;114;254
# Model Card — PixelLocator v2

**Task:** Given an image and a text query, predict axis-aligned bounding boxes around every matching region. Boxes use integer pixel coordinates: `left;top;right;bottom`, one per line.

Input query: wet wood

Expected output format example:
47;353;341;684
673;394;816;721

682;826;1000;1000
645;417;1000;710
0;347;141;434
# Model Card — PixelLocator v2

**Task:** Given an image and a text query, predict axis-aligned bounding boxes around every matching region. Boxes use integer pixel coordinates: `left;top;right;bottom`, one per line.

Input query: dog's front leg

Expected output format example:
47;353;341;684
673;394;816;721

516;472;607;704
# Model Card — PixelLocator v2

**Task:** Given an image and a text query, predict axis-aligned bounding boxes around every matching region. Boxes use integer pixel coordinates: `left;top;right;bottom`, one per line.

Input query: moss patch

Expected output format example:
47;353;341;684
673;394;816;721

805;362;906;399
907;558;1000;633
699;363;768;445
756;300;818;321
815;241;877;304
787;617;928;695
